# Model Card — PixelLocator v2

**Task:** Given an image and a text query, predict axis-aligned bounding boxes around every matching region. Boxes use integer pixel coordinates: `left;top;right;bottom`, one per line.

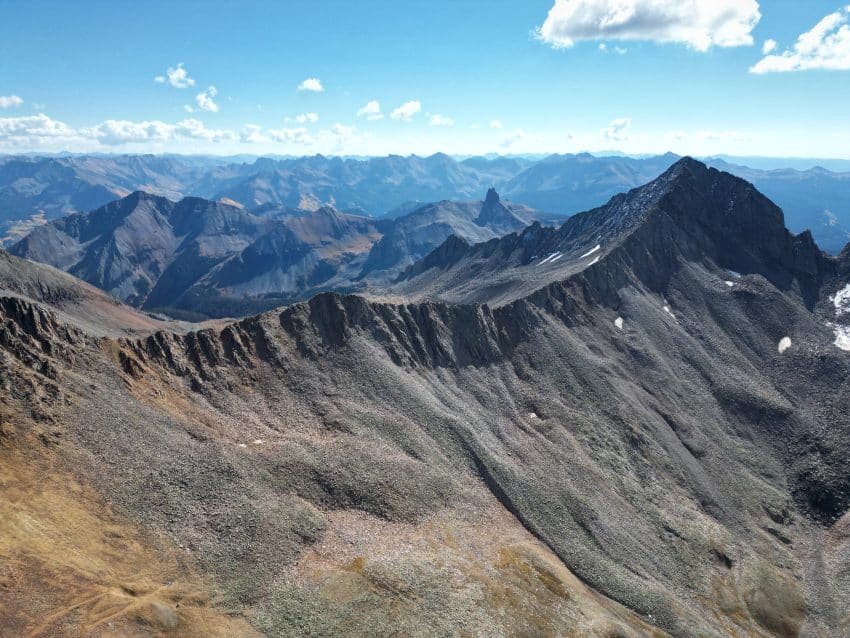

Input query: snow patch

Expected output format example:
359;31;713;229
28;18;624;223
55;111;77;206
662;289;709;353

832;283;850;316
614;317;624;330
580;244;601;259
724;281;734;287
588;255;600;266
238;443;247;448
528;412;539;420
778;337;792;353
550;253;563;263
663;305;675;319
537;251;562;266
832;324;850;351
253;439;264;445
728;270;742;279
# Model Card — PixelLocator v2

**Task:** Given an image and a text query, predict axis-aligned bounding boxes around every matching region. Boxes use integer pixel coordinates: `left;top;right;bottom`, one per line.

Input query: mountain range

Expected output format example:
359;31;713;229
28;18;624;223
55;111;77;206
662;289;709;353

2;158;849;637
10;187;545;318
3;151;850;253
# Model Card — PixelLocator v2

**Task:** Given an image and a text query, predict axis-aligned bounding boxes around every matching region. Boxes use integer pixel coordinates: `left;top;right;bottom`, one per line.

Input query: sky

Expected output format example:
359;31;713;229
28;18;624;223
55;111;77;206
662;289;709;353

1;0;849;158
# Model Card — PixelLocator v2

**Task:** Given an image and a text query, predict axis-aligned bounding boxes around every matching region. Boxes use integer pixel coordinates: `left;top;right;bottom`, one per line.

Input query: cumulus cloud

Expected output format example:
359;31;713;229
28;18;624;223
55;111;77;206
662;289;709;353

195;86;219;112
0;113;78;146
428;114;454;126
762;38;777;54
154;62;195;88
85;118;235;145
265;123;358;149
287;112;319;124
0;113;241;149
489;119;504;129
390;100;421;122
602;117;631;141
537;0;761;52
268;126;313;144
297;78;324;92
240;124;267;144
750;7;850;73
0;95;23;108
356;100;383;120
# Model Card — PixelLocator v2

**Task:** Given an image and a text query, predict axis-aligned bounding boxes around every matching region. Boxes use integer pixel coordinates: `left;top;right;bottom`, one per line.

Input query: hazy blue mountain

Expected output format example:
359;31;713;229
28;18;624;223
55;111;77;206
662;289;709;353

4;152;850;254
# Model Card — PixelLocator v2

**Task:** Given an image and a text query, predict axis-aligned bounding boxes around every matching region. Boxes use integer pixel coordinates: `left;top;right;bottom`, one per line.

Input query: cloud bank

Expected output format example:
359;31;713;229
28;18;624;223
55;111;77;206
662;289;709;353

537;0;761;52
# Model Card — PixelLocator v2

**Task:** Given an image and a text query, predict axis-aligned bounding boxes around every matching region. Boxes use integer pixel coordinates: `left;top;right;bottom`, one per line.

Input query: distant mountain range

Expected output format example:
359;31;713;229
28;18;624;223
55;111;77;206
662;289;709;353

11;187;548;319
2;151;849;253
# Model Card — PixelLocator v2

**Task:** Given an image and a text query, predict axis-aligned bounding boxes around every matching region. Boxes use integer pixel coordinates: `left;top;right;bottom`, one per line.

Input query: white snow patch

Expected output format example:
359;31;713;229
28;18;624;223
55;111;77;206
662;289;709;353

253;439;264;445
614;317;624;330
580;244;601;259
724;281;735;287
538;251;562;266
663;305;675;319
550;253;563;263
728;270;742;279
833;324;850;351
778;337;792;353
528;412;539;420
238;443;247;448
588;255;600;266
832;283;850;316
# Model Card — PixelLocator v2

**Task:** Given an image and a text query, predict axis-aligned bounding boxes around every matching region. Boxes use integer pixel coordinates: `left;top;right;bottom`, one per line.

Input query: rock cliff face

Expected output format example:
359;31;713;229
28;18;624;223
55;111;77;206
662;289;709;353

394;158;836;308
1;159;849;637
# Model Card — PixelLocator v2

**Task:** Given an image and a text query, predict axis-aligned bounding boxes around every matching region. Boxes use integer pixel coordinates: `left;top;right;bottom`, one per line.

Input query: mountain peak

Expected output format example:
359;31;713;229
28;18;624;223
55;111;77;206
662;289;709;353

663;155;710;181
484;187;500;206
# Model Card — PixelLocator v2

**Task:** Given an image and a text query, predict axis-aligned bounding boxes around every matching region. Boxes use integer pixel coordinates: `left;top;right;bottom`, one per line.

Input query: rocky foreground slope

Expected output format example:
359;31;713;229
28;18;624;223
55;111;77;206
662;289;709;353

1;159;849;637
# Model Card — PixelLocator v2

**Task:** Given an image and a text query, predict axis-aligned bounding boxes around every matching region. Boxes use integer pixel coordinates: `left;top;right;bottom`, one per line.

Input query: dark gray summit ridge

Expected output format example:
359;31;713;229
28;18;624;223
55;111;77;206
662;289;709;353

395;157;836;308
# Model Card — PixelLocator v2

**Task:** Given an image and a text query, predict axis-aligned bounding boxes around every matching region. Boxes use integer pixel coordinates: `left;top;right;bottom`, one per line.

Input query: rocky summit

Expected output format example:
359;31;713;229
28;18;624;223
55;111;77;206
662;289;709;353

1;158;849;637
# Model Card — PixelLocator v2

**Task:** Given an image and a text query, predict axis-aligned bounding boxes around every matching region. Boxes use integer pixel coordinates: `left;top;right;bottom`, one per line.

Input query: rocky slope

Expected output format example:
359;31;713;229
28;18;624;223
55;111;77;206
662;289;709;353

357;188;541;282
11;188;547;319
393;158;835;308
9;193;384;319
1;158;849;637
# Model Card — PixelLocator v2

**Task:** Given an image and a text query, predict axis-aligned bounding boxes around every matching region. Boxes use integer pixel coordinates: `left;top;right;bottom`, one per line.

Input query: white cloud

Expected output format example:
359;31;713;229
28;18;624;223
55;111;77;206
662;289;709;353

84;118;235;145
356;100;384;120
183;104;195;113
762;38;777;54
750;7;850;73
500;129;528;148
297;78;324;92
537;0;761;52
390;100;421;122
240;124;267;144
195;86;219;112
268;126;312;144
602;117;631;141
0;113;78;146
174;118;234;141
154;62;195;88
330;123;356;143
489;119;504;129
287;112;319;124
0;95;23;108
428;114;454;126
266;123;358;149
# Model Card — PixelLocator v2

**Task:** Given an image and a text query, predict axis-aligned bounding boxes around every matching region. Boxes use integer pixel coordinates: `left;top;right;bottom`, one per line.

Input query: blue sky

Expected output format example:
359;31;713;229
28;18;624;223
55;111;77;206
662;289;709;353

1;0;849;157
